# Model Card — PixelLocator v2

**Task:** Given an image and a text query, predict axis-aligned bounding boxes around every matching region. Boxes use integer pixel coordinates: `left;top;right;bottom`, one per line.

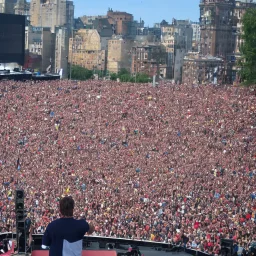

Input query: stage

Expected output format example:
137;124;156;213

0;70;60;81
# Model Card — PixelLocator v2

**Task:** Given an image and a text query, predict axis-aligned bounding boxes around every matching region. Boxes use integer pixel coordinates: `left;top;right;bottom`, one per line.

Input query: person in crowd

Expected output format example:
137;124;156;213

0;80;255;256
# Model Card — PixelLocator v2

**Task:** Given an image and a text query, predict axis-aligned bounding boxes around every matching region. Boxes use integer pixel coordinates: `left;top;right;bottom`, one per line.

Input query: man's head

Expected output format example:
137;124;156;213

59;196;74;217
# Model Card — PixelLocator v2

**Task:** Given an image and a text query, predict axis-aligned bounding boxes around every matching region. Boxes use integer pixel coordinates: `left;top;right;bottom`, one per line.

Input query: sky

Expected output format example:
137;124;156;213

74;0;200;26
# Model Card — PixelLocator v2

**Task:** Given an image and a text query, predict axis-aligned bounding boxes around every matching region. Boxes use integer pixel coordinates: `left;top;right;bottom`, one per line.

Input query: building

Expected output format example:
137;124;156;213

80;15;108;27
131;44;169;78
233;0;256;55
107;36;133;73
142;27;162;42
91;17;114;38
0;0;16;14
30;0;68;32
25;26;55;72
199;0;235;57
69;29;107;72
55;26;69;78
130;19;145;37
160;20;193;80
174;49;186;82
182;52;225;84
172;19;193;52
190;21;201;51
191;21;200;42
80;10;134;37
161;25;175;78
107;9;134;36
74;18;86;30
66;1;74;33
134;35;156;46
25;26;43;71
14;0;30;16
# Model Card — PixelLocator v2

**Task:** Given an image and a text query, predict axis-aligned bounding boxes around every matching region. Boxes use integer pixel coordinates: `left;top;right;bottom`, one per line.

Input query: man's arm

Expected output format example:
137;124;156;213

87;223;95;235
42;225;51;248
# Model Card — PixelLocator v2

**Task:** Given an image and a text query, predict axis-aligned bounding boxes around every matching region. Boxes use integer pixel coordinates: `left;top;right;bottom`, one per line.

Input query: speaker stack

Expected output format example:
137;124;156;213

15;189;26;253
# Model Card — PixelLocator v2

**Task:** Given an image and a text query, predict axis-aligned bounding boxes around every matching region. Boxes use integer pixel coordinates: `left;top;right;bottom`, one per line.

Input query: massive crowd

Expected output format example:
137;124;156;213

0;80;255;255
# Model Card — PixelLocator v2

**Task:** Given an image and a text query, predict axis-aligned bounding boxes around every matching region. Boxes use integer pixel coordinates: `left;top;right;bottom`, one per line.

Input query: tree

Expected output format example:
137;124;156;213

110;73;118;81
118;68;130;77
70;65;93;80
239;8;256;85
136;73;152;83
119;74;132;82
109;69;151;83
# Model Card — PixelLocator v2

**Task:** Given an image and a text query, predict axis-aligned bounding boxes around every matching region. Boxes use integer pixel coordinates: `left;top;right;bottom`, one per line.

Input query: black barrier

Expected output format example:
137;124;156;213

0;73;32;81
0;72;60;81
32;75;60;81
185;248;210;256
31;234;172;250
0;232;210;256
0;232;16;241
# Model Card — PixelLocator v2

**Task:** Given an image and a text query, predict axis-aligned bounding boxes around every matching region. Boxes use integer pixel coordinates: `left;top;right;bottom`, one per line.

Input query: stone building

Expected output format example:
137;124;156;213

14;0;30;16
80;15;108;27
107;36;133;73
182;52;225;84
66;1;74;33
107;9;133;36
233;0;256;55
55;26;69;78
199;0;235;57
25;26;55;72
0;0;16;14
30;0;71;33
161;21;193;80
131;44;169;78
69;29;107;72
161;25;175;78
190;21;200;52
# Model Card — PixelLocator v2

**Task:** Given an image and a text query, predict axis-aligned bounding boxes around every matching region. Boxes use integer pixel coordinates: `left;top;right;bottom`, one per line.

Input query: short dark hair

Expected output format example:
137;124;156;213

59;196;74;217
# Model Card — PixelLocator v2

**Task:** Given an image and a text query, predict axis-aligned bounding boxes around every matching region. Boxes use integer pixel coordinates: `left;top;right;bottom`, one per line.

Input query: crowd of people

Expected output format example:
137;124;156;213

0;80;255;255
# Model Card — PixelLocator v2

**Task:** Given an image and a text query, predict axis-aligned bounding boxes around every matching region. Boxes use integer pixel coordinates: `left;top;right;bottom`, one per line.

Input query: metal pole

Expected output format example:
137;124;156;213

40;4;43;73
11;221;13;247
70;28;73;80
135;50;137;83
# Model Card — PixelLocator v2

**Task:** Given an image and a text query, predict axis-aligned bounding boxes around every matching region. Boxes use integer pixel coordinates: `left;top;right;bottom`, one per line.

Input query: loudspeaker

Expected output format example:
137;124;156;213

15;190;26;253
15;190;24;212
17;220;26;253
221;239;233;256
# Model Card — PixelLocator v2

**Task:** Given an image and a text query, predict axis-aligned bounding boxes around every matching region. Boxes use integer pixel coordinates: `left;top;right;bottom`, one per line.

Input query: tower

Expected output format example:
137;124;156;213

14;0;30;16
30;0;67;32
199;0;235;58
0;0;16;14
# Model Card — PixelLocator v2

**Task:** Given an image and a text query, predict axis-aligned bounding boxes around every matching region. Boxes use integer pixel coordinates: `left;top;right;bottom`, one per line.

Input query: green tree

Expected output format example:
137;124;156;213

118;68;130;77
110;73;118;81
239;8;256;85
119;74;132;82
136;73;152;83
70;65;93;80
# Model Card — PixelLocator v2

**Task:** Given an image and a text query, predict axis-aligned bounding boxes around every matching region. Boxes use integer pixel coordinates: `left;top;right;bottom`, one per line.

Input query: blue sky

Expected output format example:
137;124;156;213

74;0;200;26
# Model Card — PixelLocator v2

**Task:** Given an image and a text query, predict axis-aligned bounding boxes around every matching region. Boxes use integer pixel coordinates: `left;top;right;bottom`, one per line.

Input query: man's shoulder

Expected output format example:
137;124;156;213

50;218;89;228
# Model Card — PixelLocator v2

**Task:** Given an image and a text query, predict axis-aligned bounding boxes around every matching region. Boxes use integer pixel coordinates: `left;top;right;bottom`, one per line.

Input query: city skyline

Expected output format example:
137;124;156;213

74;0;200;26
